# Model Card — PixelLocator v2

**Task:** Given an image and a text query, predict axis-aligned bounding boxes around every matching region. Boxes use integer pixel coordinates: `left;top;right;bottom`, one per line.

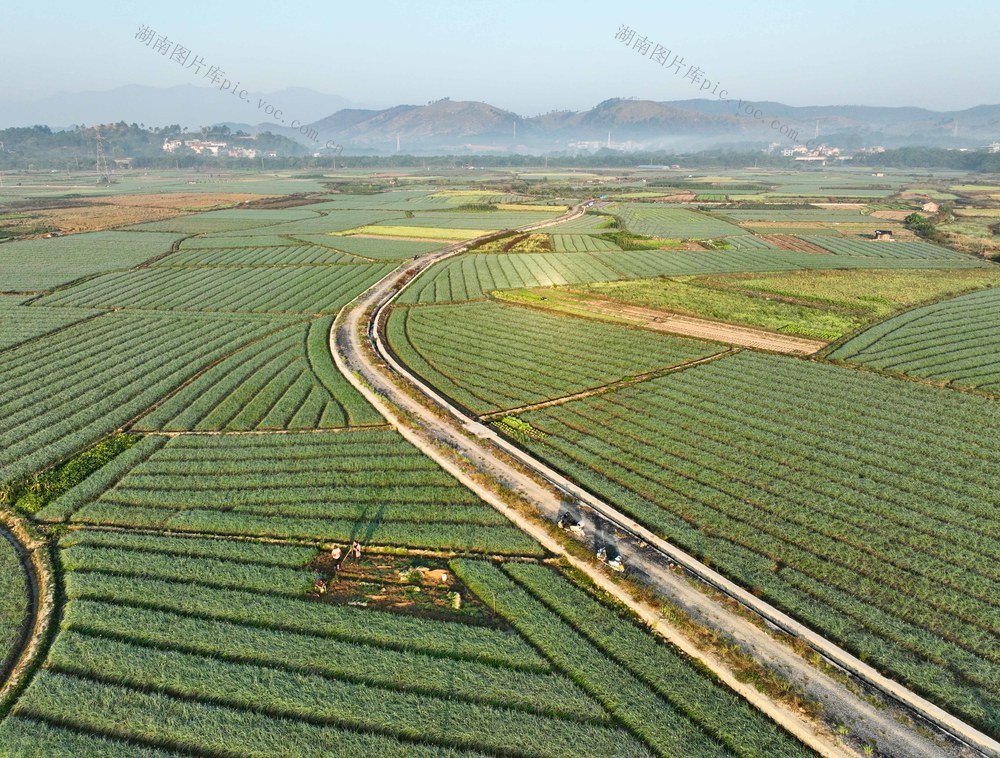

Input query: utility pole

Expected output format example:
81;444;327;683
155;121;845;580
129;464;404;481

94;126;111;185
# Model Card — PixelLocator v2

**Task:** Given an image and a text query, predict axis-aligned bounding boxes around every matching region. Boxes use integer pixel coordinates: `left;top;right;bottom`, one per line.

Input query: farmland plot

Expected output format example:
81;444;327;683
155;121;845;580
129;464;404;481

614;204;748;238
0;533;28;677
178;234;307;248
799;236;968;260
159;243;362;266
0;296;99;351
0;231;183;292
386;301;718;414
454;560;811;757
398;248;985;304
247;209;407;236
829;286;1000;393
47;430;542;555
517;351;1000;734
291;234;444;259
124;208;322;234
542;213;616;234
551;234;621;252
0;311;290;484
136;316;381;431
35;263;395;313
2;532;652;757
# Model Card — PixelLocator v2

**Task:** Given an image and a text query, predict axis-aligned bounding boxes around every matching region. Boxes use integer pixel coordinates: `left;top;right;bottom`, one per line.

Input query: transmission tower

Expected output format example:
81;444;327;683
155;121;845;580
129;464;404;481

94;125;111;185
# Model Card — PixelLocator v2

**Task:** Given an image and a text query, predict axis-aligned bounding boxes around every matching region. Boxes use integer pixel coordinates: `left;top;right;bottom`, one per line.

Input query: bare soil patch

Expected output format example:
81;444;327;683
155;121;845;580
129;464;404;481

574;298;827;355
306;551;496;625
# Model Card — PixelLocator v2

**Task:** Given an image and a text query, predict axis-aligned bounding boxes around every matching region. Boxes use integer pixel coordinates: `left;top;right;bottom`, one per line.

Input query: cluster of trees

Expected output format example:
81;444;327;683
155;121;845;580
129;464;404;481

0;123;308;170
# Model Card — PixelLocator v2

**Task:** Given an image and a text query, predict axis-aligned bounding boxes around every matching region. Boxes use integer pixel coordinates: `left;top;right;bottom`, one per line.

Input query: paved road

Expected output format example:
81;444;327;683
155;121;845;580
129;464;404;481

332;203;995;758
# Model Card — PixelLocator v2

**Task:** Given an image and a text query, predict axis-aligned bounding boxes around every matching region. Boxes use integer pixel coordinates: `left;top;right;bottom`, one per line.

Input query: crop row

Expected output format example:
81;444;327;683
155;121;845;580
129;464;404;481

455;559;749;757
136;316;380;432
517;352;1000;732
296;234;444;260
126;207;324;234
0;297;99;351
63;567;545;670
551;234;621;252
613;204;747;238
387;300;717;414
0;231;183;292
800;236;966;259
502;562;811;757
36;262;396;314
51;430;541;554
398;248;980;304
829;286;1000;393
159;244;362;266
0;311;287;483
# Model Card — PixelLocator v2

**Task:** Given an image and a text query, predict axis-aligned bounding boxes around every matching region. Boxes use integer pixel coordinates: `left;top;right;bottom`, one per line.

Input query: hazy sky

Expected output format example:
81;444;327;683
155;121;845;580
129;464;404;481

4;0;997;113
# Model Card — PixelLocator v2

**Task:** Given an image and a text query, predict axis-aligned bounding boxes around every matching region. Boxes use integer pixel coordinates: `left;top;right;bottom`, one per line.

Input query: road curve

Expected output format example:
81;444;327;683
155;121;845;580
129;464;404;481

332;203;997;757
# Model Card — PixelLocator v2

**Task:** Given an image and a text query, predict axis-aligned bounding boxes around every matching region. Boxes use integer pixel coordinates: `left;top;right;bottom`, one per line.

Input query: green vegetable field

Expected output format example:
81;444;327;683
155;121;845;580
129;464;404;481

829;286;1000;392
387;301;719;413
515;351;1000;733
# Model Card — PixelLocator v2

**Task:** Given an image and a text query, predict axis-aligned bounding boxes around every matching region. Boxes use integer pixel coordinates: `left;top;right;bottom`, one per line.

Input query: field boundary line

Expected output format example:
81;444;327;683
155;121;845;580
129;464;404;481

0;511;57;716
478;349;736;421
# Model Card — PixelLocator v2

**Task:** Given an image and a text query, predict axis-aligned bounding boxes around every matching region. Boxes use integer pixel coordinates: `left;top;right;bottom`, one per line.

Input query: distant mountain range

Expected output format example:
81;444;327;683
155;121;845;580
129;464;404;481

7;86;1000;154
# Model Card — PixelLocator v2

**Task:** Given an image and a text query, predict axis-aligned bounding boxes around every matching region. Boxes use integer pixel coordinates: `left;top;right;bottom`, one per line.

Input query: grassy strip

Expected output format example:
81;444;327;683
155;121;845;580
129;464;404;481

61;601;605;721
504;563;811;758
2;434;140;515
13;671;474;757
45;632;635;757
64;572;547;671
452;559;730;758
33;437;167;523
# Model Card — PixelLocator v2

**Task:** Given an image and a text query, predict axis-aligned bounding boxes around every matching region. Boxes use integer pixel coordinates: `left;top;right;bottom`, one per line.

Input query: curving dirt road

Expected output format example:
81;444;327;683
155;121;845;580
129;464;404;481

332;205;997;758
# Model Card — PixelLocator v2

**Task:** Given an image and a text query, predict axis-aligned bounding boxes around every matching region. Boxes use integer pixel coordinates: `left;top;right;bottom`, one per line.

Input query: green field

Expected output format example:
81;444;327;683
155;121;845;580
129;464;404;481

0;311;289;484
717;209;867;222
0;231;183;292
135;316;381;431
0;522;813;756
398;248;987;304
515;351;1000;733
40;429;541;554
454;560;811;758
7;533;637;756
551;234;621;252
800;236;968;260
548;268;1000;341
613;204;748;238
35;263;395;313
294;235;444;259
0;296;99;351
386;301;719;413
0;534;28;676
159;244;363;266
829;286;1000;393
124;208;322;234
543;213;616;234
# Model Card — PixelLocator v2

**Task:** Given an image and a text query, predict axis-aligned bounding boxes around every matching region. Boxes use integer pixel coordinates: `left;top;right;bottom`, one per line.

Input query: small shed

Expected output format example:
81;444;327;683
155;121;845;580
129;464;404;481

873;230;895;241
